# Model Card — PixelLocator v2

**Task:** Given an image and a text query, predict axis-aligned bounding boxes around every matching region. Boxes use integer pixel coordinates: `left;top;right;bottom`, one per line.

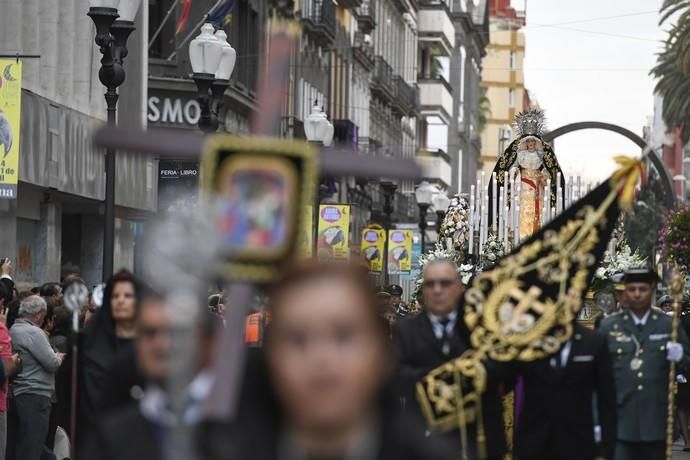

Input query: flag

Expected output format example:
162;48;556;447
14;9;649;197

176;0;194;34
207;0;236;28
416;156;646;437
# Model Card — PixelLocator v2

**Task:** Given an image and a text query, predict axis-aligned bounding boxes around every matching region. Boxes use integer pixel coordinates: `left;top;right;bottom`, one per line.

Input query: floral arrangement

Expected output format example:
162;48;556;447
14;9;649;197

409;243;475;308
480;232;505;270
659;205;690;273
594;242;647;282
439;194;471;256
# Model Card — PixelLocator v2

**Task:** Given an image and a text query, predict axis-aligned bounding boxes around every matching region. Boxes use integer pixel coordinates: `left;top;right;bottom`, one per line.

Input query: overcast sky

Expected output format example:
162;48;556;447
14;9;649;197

511;0;667;182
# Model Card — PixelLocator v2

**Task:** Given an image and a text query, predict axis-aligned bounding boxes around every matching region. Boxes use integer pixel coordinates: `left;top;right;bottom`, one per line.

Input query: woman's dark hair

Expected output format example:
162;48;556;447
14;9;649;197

52;306;73;337
5;299;20;329
268;261;380;324
40;282;62;298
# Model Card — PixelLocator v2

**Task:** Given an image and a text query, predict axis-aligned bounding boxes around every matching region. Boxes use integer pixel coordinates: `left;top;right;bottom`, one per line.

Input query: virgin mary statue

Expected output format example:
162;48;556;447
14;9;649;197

489;109;564;240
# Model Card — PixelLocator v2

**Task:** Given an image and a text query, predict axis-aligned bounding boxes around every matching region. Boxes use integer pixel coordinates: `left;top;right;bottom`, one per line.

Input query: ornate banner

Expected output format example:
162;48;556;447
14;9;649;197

317;205;350;261
388;229;413;275
361;225;386;273
0;59;22;199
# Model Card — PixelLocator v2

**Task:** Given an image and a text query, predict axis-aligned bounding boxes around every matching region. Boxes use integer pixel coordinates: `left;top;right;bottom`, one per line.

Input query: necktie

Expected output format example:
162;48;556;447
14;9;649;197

439;317;451;355
637;323;643;332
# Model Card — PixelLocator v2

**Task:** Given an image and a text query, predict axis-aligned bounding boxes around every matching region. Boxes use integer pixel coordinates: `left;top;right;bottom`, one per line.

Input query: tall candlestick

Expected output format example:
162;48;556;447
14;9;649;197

556;172;562;214
498;187;504;240
504;205;509;248
577;176;582;202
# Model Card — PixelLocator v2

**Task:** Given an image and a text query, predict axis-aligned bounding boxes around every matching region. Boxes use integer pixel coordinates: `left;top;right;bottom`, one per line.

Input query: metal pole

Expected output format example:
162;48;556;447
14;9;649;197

103;87;118;281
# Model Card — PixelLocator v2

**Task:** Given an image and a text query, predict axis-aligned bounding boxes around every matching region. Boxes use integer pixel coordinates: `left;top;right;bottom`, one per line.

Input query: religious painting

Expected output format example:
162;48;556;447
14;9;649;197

200;135;317;281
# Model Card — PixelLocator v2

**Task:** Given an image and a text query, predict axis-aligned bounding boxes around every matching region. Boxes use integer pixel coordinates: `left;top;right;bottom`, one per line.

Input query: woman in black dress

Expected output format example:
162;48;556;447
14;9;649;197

76;270;144;447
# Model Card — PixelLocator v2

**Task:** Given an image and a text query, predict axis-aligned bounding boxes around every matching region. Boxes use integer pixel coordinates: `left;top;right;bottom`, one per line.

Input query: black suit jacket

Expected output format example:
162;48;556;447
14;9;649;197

515;324;616;460
394;311;508;459
83;401;163;460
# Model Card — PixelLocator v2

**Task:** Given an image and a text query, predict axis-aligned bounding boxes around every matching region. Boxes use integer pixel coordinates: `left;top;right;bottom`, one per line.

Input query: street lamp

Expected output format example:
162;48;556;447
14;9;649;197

432;191;451;234
87;0;141;282
189;24;237;133
415;181;435;253
304;102;334;146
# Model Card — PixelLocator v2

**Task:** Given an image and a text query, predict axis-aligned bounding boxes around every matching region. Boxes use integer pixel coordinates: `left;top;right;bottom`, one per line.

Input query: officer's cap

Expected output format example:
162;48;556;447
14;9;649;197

622;268;659;285
387;284;403;296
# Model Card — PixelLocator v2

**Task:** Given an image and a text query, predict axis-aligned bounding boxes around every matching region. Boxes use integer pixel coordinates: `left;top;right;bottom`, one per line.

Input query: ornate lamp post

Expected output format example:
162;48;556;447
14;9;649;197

415;181;435;253
87;0;141;282
305;102;335;201
432;191;451;235
189;24;237;133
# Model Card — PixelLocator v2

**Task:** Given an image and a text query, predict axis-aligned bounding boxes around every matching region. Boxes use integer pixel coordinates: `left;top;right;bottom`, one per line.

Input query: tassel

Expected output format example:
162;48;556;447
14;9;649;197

610;155;645;211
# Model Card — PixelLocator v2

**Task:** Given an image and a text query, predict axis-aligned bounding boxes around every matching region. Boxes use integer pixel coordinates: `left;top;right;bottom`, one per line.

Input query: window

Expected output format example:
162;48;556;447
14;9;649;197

228;0;260;93
148;0;177;59
509;51;516;70
508;88;515;107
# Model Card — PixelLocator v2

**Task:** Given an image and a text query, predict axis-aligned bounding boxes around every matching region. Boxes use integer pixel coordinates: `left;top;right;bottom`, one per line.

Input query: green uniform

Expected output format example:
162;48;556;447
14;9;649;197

599;310;690;443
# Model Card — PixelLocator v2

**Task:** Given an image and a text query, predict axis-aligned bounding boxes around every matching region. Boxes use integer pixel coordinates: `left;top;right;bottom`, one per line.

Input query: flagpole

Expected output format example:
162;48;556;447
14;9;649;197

167;0;225;60
148;0;180;49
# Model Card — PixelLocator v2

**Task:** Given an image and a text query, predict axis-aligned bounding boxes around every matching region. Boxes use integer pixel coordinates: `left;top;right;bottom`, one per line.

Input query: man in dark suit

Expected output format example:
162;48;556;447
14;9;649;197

394;258;507;460
514;323;617;460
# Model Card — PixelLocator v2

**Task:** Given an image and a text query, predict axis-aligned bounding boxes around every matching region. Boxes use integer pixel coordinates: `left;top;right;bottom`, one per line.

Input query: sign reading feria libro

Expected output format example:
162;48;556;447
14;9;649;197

0;59;22;199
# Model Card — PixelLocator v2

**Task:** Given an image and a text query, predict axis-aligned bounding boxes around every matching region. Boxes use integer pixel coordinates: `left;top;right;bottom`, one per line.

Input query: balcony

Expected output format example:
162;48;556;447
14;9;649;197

392;76;417;116
418;0;455;56
356;0;376;34
300;0;336;46
418;77;453;124
416;149;452;189
352;31;374;71
371;56;394;103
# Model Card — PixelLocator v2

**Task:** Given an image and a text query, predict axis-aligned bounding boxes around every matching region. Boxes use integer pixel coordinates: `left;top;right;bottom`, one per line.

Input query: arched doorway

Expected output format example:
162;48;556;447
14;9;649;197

543;121;676;209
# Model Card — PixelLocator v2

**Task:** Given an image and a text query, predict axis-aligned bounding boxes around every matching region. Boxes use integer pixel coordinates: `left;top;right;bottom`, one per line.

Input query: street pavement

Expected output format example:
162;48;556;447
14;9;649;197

674;440;690;459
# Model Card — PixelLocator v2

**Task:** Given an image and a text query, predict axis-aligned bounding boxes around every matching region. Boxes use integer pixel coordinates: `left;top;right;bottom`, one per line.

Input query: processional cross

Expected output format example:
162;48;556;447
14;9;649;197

91;19;421;460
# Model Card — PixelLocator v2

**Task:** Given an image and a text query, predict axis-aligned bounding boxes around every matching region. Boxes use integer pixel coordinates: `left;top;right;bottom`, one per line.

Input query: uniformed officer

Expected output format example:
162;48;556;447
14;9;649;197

387;284;408;318
599;268;690;460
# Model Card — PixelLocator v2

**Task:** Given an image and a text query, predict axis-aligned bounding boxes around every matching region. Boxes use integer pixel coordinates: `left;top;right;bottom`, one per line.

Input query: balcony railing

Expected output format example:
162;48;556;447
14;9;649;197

356;0;376;34
393;76;417;116
352;31;374;70
301;0;336;46
371;56;394;103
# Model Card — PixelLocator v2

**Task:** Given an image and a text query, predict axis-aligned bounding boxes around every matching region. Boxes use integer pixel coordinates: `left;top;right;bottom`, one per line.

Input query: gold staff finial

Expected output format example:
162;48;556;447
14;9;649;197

667;268;686;460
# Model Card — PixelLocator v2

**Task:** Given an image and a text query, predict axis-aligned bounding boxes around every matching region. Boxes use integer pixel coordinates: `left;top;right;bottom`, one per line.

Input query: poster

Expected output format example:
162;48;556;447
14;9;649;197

401;231;422;281
299;205;314;257
317;204;350;260
388;229;413;274
0;59;22;199
361;225;386;273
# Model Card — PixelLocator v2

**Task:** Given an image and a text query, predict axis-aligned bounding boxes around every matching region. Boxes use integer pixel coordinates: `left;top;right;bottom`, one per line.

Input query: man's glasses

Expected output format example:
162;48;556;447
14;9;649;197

422;279;456;289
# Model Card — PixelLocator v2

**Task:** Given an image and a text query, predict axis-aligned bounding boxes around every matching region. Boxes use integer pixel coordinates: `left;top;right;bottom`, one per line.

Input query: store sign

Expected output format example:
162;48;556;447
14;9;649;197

0;59;22;199
147;96;201;126
158;161;200;214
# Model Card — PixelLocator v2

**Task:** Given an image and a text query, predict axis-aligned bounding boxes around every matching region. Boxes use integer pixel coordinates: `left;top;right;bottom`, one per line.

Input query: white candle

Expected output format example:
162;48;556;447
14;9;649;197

556;172;562;214
492;172;497;232
504;205;509;248
469;185;475;254
498;187;504;240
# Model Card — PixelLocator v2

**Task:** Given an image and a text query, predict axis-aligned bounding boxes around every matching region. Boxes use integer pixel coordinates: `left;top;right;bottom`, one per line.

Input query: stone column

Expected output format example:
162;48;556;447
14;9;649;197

34;201;62;284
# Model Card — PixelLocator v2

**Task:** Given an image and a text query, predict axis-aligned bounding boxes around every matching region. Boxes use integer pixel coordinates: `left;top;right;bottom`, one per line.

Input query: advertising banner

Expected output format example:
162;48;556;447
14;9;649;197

361;225;386;273
0;59;22;199
317;204;350;260
388;229;413;274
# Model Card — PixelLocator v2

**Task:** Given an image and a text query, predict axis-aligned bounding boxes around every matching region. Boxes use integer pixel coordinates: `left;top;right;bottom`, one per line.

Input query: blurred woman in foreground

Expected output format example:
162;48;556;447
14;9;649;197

228;262;451;460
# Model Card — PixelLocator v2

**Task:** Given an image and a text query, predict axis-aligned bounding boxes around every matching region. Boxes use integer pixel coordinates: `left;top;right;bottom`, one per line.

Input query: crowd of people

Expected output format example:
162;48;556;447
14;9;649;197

0;254;689;460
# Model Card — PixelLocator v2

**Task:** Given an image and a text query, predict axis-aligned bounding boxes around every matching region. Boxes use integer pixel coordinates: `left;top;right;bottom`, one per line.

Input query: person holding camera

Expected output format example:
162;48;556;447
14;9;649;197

9;296;65;460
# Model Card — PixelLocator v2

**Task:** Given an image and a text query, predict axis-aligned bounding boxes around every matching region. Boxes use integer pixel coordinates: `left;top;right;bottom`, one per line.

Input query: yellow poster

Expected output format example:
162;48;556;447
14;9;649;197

299;205;314;257
388;229;413;274
361;225;386;273
0;59;22;199
317;204;350;260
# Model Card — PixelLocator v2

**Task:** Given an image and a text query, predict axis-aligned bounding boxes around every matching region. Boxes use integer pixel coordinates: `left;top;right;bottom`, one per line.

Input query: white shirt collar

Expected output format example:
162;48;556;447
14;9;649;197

631;309;651;326
427;310;458;324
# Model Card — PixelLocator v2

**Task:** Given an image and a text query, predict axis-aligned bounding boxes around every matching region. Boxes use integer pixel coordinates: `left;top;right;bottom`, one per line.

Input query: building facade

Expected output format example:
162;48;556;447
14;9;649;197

0;0;156;288
479;0;525;176
416;0;488;193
